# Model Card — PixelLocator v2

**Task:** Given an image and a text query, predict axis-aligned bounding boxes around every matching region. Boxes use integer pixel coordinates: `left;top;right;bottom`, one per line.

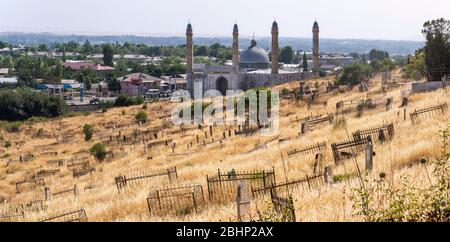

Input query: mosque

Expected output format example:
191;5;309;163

186;21;320;95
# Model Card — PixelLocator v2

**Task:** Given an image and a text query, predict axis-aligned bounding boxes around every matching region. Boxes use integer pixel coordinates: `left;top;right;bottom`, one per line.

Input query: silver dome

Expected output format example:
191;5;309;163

239;39;270;64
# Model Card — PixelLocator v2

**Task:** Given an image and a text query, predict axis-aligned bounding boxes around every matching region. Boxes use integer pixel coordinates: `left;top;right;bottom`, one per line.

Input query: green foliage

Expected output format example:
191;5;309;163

405;49;426;79
336;62;374;86
14;56;62;86
6;122;21;133
102;44;115;67
83;124;94;141
135;111;148;123
114;94;144;107
302;52;308;72
36;128;44;137
106;78;121;94
422;18;450;81
0;88;68;121
333;172;357;183
368;49;389;62
280;46;294;64
90;143;107;162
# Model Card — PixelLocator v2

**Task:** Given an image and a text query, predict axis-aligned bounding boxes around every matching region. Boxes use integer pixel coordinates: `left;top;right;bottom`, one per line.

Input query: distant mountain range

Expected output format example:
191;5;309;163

0;32;424;56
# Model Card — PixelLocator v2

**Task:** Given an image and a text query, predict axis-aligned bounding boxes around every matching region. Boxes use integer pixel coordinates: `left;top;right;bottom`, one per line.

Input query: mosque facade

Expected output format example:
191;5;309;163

186;21;320;95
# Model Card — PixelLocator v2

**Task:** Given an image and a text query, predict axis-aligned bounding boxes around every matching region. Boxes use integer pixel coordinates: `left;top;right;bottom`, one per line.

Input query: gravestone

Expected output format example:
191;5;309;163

324;166;333;185
365;141;374;172
73;184;79;197
236;181;250;221
386;97;393;111
45;187;52;201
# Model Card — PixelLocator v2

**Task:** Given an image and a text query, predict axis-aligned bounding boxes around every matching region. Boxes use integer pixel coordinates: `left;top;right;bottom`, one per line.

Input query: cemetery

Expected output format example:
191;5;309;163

0;71;449;222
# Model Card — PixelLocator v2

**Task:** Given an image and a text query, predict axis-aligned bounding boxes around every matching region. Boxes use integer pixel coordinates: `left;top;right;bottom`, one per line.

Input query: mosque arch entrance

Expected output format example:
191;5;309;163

216;77;228;95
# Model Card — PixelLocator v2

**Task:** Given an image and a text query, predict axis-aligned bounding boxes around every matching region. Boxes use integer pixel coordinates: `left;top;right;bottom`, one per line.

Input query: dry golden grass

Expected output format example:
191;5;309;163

0;72;448;222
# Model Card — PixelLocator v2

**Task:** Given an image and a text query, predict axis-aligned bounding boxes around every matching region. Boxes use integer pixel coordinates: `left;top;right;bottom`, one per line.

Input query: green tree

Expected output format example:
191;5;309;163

337;62;374;86
82;40;93;54
280;46;294;64
102;44;115;67
90;143;107;162
369;49;389;62
302;52;308;72
422;18;450;81
0;88;68;121
135;111;148;123
107;78;121;95
405;50;426;80
83;124;94;141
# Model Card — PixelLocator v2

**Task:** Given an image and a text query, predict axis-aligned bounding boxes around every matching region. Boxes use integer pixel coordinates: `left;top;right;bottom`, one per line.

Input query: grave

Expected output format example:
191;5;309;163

331;136;372;165
147;185;205;216
115;167;178;192
206;168;275;203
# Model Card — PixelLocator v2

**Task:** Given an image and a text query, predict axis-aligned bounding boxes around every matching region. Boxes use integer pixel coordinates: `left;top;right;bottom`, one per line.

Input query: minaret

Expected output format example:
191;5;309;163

271;21;279;74
186;23;193;74
312;21;320;73
232;23;239;67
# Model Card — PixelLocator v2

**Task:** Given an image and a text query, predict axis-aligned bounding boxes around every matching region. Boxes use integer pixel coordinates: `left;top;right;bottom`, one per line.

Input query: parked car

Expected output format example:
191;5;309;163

90;97;100;105
170;90;189;103
145;89;161;99
160;90;172;98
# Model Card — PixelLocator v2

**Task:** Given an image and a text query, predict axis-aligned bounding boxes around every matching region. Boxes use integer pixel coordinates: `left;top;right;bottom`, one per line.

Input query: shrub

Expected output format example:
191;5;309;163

83;124;94;141
114;94;144;107
90;143;107;162
4;140;11;148
102;108;108;113
0;87;68;121
36;128;44;137
337;62;374;86
6;122;21;133
135;111;148;123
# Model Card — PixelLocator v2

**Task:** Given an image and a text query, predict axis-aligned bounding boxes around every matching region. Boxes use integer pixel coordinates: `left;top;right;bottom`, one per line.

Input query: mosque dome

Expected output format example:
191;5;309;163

239;39;270;69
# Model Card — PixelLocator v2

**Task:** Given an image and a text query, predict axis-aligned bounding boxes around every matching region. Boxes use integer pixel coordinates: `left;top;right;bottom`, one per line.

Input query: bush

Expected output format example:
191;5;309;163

114;94;145;107
135;111;148;123
0;87;68;121
4;140;11;148
90;143;107;162
337;62;374;86
6;122;21;133
83;124;94;141
36;128;44;137
102;108;108;113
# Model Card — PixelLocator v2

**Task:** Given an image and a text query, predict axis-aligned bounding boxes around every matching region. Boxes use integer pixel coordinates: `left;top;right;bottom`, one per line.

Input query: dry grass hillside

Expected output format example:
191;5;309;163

0;72;448;222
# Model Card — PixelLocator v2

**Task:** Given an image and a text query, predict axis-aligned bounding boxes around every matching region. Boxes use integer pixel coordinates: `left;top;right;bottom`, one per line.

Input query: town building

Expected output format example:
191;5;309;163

119;73;164;96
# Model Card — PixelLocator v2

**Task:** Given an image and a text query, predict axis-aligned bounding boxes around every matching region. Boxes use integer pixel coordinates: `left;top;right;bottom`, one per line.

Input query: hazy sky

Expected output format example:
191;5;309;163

0;0;448;40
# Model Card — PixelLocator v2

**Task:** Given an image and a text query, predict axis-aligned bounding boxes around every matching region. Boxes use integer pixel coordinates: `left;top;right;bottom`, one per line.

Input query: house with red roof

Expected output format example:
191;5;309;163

119;73;163;96
63;60;115;72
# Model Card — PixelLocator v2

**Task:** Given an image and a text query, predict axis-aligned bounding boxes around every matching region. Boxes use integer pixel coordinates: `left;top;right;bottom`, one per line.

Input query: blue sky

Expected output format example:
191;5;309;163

0;0;448;40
